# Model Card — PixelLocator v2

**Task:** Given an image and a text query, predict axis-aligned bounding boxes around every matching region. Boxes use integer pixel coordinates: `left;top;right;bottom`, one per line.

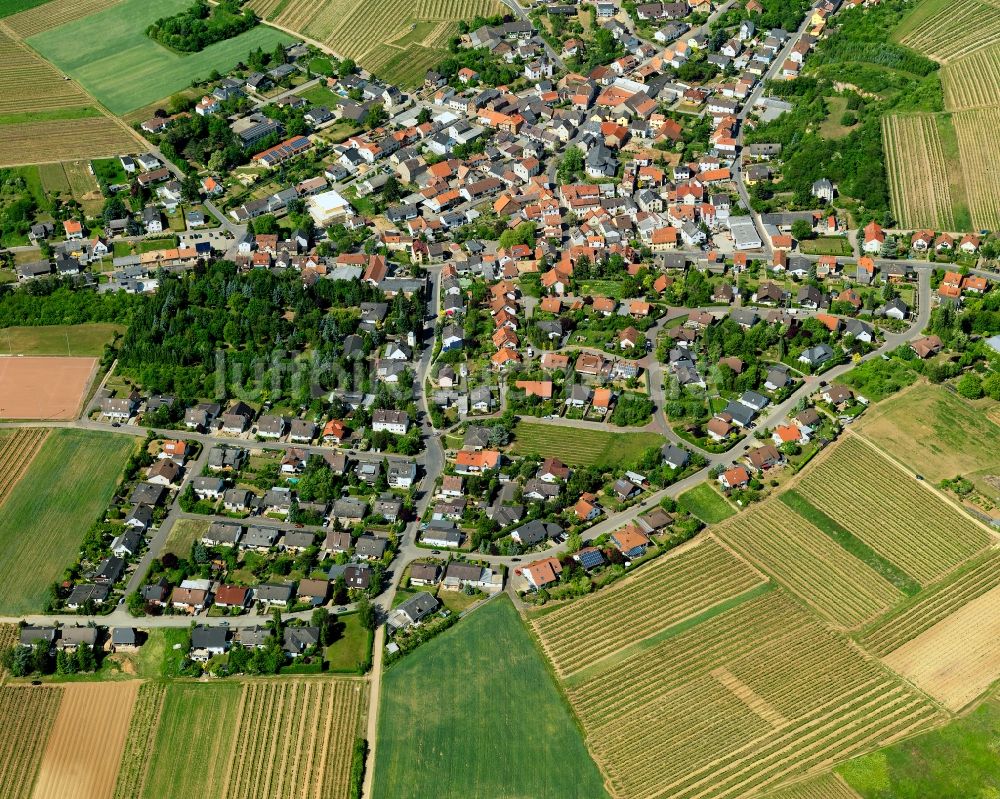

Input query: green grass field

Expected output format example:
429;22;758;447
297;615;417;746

162;518;208;558
0;429;134;614
326;612;372;673
839;696;1000;798
511;421;662;469
0;323;123;356
798;236;854;255
373;597;609;799
141;682;243;799
678;481;736;524
28;0;293;114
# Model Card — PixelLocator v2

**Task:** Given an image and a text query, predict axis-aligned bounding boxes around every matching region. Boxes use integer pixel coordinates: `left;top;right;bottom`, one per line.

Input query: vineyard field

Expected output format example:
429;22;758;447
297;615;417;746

883;584;1000;711
766;774;863;799
0;116;136;166
881;114;961;230
895;0;1000;63
33;682;138;799
941;42;1000;110
112;682;166;799
224;678;365;799
246;0;505;87
566;589;944;799
0;30;93;116
714;501;903;629
3;0;123;37
0;428;48;508
0;685;62;799
952;107;1000;230
860;552;1000;657
794;437;989;586
532;538;766;678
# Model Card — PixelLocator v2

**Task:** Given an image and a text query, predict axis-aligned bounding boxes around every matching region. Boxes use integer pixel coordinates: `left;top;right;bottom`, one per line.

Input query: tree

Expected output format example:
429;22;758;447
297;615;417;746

363;103;388;129
957;372;984;399
127;591;147;617
356;593;376;631
417;107;432;125
791;219;813;241
312;607;330;645
557;146;584;184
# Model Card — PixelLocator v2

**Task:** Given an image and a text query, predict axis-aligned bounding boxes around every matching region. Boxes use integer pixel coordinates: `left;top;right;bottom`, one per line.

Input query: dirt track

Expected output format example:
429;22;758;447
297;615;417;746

0;357;97;420
31;681;138;799
884;584;1000;711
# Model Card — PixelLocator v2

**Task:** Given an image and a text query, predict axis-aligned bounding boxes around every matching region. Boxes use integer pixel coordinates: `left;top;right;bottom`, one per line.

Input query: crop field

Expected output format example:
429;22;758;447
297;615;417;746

511;421;662;468
112;682;166;799
678;481;737;524
0;428;48;507
224;678;365;799
881;114;957;229
566;589;944;799
767;774;863;799
895;0;1000;63
3;0;122;37
248;0;504;88
0;30;92;116
33;682;138;799
0;686;62;799
532;538;767;678
860;551;1000;657
794;437;989;586
0;429;134;614
941;42;1000;110
0;323;122;356
854;382;1000;486
882;584;1000;711
374;597;608;799
952;107;1000;230
27;0;292;114
0;356;97;419
714;502;903;629
140;682;243;798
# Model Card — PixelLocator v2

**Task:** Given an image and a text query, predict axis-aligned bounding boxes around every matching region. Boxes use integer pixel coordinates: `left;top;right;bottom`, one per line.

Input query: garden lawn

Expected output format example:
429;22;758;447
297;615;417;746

0;323;122;356
373;597;608;799
162;518;209;558
678;480;736;524
798;236;854;255
0;429;134;614
839;697;1000;798
140;682;242;799
510;421;662;469
325;612;372;673
28;0;293;114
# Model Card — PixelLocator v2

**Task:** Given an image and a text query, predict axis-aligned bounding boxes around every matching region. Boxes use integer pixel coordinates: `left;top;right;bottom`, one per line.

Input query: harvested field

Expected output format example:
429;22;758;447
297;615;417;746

567;590;944;799
854;382;1000;485
532;537;766;678
941;42;1000;111
0;428;48;506
952;107;1000;231
111;683;165;799
883;584;1000;711
714;501;903;629
0;686;62;799
881;114;956;230
3;0;123;38
0;356;97;419
794;437;989;586
895;0;1000;63
223;678;365;799
860;552;1000;657
0;116;136;166
32;681;138;799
